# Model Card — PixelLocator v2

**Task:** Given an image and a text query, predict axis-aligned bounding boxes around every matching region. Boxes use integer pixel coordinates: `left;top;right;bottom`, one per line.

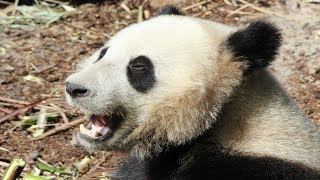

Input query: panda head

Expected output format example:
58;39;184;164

65;6;281;158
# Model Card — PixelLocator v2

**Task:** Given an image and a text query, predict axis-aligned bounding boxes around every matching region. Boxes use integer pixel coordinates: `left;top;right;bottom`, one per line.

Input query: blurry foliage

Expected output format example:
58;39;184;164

0;1;76;27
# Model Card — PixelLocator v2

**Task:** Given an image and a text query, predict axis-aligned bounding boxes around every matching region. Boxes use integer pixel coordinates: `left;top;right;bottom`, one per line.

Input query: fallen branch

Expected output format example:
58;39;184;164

0;98;47;124
32;117;86;140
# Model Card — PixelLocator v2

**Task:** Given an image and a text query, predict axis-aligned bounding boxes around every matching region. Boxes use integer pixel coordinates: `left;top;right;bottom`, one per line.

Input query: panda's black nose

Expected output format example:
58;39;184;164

65;81;90;98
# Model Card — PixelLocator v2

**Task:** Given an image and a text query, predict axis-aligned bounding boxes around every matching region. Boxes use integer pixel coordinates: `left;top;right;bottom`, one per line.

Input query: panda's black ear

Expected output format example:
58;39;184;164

226;21;282;72
157;5;184;16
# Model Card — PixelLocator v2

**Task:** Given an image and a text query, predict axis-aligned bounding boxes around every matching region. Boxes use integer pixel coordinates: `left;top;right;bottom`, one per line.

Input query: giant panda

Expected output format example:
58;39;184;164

65;5;320;179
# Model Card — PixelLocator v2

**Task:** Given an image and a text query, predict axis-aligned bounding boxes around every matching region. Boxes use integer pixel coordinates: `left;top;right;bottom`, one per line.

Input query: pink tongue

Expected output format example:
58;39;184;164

91;116;109;135
96;116;107;126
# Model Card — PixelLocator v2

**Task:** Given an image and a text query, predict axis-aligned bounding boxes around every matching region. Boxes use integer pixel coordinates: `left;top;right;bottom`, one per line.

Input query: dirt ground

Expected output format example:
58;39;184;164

0;0;319;179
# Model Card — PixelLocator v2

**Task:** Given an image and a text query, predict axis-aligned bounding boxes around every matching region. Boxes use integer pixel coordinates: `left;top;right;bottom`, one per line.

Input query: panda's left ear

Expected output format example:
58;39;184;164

226;21;282;72
157;5;184;16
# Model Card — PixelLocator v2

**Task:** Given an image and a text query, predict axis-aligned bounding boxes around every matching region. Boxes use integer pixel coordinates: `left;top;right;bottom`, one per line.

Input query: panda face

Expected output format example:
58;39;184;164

65;12;280;157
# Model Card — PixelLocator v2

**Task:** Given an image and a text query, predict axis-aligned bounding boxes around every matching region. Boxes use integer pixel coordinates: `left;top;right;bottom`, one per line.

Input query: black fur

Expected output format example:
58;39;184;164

127;56;156;93
226;21;282;72
158;5;183;16
113;138;320;180
96;47;108;62
65;82;90;98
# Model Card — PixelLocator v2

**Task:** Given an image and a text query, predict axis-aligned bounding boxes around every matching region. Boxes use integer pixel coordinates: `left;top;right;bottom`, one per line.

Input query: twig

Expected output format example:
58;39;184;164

50;103;69;123
11;0;19;16
0;102;24;107
120;3;131;13
238;0;294;20
0;97;29;105
40;94;61;98
36;157;51;167
36;64;56;74
182;0;210;11
32;117;86;140
35;104;59;111
63;22;97;34
0;107;13;114
223;0;236;6
223;0;233;6
0;98;47;124
137;5;143;23
30;63;40;73
9;124;20;132
0;146;9;152
227;4;250;17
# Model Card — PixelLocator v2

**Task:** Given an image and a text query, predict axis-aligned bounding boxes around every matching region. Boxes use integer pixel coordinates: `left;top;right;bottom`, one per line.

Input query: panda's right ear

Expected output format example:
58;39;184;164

157;5;184;16
225;21;282;72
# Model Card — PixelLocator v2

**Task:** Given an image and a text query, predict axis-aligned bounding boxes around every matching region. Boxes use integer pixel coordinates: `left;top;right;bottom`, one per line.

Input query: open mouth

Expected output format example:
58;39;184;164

79;112;123;139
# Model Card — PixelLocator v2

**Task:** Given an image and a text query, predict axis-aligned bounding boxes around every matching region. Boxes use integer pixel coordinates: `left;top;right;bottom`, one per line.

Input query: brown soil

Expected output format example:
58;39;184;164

0;0;319;178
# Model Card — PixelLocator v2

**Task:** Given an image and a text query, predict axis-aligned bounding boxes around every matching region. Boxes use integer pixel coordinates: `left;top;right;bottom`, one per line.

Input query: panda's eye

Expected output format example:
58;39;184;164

130;62;148;70
127;55;156;93
128;56;152;71
96;47;108;63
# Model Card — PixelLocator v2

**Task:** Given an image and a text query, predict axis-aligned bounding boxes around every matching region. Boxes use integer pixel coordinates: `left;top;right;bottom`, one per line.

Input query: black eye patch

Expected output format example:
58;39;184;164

96;47;108;62
127;56;156;93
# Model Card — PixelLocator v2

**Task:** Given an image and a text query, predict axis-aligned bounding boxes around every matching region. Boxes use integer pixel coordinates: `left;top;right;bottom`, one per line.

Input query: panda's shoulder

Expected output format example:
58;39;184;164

113;142;320;179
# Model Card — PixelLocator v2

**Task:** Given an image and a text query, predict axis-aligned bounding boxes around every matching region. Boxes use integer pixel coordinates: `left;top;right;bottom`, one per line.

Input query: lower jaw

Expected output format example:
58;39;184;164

77;129;114;141
76;132;128;152
76;133;110;150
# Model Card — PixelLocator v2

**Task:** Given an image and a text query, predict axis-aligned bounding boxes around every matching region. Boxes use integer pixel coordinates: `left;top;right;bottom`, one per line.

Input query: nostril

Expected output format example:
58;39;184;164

72;88;88;96
65;81;90;98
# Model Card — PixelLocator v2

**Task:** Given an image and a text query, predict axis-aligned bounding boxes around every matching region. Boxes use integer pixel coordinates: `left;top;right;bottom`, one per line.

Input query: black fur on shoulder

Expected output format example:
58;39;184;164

226;21;282;72
113;141;320;180
157;5;183;16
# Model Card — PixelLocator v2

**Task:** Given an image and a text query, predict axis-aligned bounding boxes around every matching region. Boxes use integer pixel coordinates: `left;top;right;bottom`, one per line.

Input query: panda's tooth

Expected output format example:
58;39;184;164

98;126;109;135
92;130;99;137
80;124;91;136
80;124;86;133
